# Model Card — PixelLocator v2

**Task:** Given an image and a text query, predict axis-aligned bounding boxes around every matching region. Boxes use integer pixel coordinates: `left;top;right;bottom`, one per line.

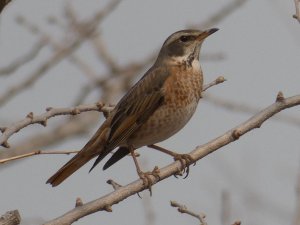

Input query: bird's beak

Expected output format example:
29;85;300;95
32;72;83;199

196;28;219;41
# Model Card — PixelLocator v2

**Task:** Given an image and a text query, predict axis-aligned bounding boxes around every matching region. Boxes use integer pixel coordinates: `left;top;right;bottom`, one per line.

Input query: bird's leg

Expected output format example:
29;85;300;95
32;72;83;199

147;144;194;178
129;147;160;195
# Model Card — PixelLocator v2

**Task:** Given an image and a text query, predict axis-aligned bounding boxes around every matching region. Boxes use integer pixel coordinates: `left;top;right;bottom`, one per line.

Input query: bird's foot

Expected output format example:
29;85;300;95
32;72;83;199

138;166;160;196
173;154;194;179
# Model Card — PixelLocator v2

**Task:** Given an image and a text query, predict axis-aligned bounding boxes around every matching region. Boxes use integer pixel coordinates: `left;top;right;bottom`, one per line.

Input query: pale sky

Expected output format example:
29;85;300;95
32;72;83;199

0;1;300;225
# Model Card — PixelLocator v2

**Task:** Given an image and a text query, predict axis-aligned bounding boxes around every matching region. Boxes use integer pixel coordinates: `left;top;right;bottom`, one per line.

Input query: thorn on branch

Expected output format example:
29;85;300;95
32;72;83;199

216;76;226;84
107;179;122;190
26;112;34;120
276;91;285;102
2;141;10;148
71;108;80;115
39;119;47;127
75;198;83;207
0;127;7;133
232;129;241;140
96;101;104;109
255;123;262;129
104;205;112;212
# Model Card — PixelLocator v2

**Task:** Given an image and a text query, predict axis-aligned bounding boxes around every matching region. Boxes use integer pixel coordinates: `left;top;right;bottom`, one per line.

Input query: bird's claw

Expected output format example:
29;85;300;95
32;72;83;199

138;166;160;196
173;154;194;179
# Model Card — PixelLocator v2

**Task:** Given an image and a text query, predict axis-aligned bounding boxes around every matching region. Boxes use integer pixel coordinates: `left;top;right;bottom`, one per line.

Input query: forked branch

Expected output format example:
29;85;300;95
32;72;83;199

43;93;300;225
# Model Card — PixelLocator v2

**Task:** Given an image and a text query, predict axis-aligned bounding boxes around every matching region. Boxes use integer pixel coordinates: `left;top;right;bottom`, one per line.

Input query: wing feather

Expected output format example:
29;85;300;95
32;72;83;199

106;66;169;150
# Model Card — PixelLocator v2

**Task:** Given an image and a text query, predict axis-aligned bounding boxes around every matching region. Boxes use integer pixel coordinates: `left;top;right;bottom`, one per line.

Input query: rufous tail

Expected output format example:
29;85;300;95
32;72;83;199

46;121;110;187
46;151;96;187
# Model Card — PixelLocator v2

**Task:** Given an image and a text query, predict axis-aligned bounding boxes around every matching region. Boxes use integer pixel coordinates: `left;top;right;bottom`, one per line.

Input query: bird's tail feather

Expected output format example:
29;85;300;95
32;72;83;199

46;122;110;187
46;151;95;187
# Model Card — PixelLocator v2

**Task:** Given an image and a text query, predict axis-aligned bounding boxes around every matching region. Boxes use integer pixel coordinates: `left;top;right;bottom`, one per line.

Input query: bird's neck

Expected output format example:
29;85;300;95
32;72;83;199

165;55;201;71
155;46;201;71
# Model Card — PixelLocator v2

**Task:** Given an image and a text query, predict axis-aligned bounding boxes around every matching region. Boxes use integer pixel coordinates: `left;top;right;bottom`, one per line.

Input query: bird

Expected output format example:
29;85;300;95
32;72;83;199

47;28;219;187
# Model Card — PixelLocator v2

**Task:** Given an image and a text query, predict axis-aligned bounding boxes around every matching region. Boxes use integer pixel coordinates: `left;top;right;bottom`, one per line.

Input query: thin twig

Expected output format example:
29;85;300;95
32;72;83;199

0;115;97;160
64;2;120;72
0;1;121;107
204;94;300;128
221;190;231;225
293;165;300;225
0;76;223;149
106;179;123;191
89;31;120;73
191;0;249;29
0;37;85;107
0;102;113;148
0;39;46;76
43;93;300;225
203;76;226;91
0;150;79;164
17;16;99;82
170;200;207;225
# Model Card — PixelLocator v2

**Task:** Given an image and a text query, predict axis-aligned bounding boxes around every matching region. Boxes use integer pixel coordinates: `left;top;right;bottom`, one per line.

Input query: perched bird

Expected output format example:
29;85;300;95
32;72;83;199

47;28;218;187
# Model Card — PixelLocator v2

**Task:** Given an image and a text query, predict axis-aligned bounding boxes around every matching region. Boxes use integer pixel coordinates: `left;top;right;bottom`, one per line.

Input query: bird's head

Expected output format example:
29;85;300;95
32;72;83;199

156;28;218;66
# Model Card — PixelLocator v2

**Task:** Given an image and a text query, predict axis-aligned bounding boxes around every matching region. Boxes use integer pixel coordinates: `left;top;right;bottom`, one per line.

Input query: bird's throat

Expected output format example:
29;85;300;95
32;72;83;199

170;55;200;71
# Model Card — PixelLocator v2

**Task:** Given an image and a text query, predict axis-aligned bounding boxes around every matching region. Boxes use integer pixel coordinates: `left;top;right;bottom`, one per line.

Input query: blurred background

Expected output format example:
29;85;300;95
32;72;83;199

0;0;300;224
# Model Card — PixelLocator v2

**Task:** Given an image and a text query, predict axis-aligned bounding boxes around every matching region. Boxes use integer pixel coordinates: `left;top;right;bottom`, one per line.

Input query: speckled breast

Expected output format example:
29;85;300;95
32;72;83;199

128;65;203;148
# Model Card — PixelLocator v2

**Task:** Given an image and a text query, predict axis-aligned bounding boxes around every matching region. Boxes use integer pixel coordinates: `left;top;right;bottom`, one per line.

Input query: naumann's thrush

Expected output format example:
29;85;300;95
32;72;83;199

47;28;218;187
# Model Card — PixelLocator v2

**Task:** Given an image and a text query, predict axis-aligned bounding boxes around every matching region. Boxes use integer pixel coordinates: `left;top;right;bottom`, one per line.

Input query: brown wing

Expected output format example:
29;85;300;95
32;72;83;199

89;65;170;171
106;65;170;150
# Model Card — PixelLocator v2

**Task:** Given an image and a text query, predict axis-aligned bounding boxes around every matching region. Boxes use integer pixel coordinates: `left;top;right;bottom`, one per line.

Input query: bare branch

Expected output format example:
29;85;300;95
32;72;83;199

191;0;249;29
89;0;121;27
42;94;300;225
221;190;231;225
106;179;123;191
0;76;223;150
204;94;300;128
0;0;121;107
170;200;207;225
0;39;46;76
293;165;300;225
0;150;79;164
0;102;113;148
0;38;85;107
203;76;226;92
0;115;97;160
17;16;99;82
142;195;156;225
89;32;120;73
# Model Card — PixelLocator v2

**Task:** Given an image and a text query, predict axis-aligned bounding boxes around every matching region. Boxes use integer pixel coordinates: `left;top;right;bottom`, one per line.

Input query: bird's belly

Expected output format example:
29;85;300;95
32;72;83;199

127;102;198;148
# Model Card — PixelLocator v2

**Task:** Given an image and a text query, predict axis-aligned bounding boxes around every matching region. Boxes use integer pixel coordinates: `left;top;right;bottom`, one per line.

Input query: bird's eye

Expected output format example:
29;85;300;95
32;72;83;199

180;35;190;42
